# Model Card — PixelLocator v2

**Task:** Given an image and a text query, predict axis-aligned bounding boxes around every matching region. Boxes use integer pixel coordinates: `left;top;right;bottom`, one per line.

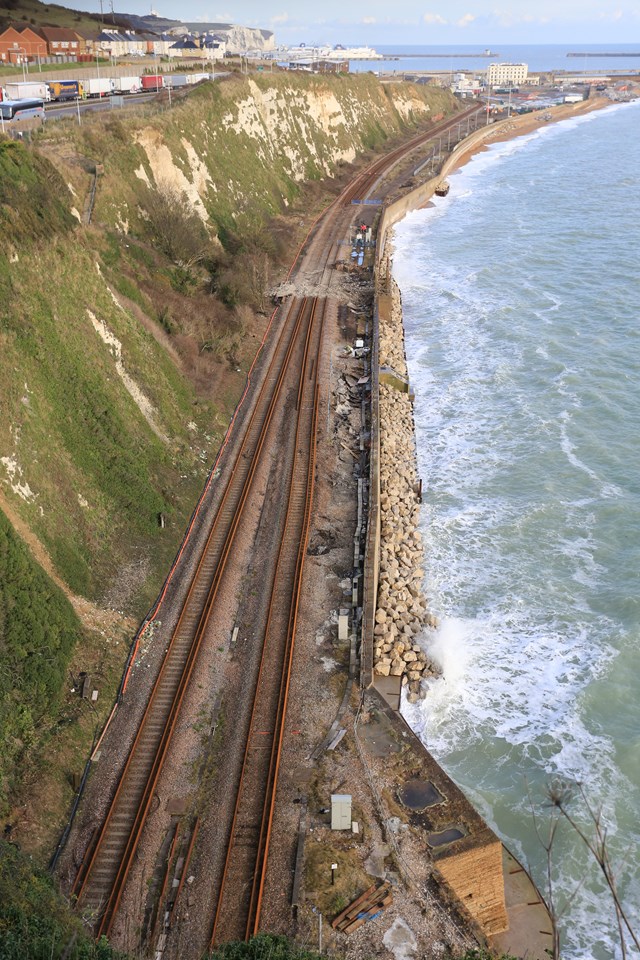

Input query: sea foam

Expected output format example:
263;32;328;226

395;101;640;957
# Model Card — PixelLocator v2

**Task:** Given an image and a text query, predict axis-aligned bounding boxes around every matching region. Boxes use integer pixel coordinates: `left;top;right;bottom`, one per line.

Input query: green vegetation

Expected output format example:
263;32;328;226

208;934;327;960
0;139;75;246
0;237;210;604
0;0;116;38
0;840;127;960
456;952;518;960
0;507;83;815
0;70;459;860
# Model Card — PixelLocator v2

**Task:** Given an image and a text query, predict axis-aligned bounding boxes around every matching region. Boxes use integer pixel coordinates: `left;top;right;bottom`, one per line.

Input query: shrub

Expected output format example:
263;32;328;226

0;841;127;959
143;182;210;268
0;509;84;815
208;934;326;960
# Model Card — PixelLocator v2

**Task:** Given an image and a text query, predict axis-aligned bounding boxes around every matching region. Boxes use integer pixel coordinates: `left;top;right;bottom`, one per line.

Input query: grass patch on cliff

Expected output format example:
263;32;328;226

0;138;76;248
0;508;82;817
0;235;216;610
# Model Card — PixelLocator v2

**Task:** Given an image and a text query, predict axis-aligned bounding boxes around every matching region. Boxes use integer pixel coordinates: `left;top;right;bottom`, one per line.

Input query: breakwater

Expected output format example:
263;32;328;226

373;274;439;699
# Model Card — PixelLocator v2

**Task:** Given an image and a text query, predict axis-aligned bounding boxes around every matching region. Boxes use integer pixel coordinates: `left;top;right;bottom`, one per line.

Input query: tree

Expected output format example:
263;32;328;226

530;778;640;960
144;182;210;271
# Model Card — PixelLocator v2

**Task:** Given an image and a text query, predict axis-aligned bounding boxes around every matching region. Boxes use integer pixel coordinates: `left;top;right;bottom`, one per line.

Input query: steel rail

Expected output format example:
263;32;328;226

210;299;325;946
247;379;320;938
340;104;482;204
72;102;482;946
207;109;481;946
73;295;314;935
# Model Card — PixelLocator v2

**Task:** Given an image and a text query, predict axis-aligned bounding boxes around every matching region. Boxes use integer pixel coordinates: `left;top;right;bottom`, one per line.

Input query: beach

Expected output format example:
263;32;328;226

445;93;618;174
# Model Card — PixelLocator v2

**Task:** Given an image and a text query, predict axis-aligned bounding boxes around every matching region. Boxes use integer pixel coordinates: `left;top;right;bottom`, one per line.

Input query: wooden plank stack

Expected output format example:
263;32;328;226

331;880;393;934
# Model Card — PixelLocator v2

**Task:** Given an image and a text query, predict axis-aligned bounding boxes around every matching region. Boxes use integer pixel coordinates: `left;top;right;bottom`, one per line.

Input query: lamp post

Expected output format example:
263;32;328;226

13;46;28;81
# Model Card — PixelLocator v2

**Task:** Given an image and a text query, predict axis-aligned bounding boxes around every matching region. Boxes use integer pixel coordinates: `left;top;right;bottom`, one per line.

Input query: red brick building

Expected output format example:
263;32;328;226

0;26;47;63
37;26;85;57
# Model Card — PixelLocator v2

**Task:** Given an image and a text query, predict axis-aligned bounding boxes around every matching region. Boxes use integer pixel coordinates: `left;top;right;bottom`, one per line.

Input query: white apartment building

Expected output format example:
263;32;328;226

451;72;480;96
487;62;528;86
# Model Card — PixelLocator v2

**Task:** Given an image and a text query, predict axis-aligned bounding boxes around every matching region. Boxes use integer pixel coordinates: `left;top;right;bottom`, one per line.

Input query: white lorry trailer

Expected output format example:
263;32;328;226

4;81;51;102
111;76;141;94
83;78;112;98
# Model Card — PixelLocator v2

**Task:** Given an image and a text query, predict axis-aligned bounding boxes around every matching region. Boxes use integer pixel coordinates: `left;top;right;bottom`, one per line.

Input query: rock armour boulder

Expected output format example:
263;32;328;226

374;279;440;702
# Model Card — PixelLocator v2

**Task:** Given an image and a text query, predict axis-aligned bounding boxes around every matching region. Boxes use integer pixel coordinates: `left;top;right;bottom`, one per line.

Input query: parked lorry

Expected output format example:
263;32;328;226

111;76;141;94
47;79;83;101
166;74;189;88
83;77;112;98
141;74;164;91
5;81;51;102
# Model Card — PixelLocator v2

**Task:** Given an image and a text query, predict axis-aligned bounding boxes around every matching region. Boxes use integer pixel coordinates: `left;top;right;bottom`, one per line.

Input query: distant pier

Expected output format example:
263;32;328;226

382;52;497;59
568;51;640;57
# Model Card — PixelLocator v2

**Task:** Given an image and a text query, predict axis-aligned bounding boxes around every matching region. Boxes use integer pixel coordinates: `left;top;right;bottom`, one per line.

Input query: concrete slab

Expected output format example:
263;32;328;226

356;715;402;757
364;842;391;878
374;674;402;710
383;917;417;960
490;847;554;960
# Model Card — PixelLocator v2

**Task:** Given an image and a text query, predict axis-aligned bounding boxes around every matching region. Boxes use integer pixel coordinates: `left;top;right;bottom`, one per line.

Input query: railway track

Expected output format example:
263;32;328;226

210;298;325;945
340;103;483;204
70;101;482;950
73;294;320;936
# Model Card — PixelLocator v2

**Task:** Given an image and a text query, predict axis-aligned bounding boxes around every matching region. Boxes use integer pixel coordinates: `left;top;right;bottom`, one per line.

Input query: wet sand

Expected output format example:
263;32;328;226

447;95;616;174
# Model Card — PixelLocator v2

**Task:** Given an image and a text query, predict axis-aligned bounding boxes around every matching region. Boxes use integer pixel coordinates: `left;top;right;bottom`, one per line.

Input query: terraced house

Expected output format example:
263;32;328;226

37;26;87;58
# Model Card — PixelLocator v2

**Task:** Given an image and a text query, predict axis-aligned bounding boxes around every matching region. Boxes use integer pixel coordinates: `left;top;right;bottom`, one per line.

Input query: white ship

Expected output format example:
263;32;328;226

279;43;382;61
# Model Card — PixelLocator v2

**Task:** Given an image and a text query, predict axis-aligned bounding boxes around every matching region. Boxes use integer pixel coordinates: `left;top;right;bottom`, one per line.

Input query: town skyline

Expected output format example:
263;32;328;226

57;0;640;45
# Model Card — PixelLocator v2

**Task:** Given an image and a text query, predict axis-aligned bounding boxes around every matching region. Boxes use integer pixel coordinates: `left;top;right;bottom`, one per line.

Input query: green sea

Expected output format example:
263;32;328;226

395;99;640;959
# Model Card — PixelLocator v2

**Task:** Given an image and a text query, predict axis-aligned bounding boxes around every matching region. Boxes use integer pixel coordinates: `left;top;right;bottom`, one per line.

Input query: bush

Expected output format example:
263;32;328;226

0;841;127;959
144;182;210;268
208;934;326;960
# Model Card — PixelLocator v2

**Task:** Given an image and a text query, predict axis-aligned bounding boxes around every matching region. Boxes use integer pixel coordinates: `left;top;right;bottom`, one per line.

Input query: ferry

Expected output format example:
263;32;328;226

281;43;382;61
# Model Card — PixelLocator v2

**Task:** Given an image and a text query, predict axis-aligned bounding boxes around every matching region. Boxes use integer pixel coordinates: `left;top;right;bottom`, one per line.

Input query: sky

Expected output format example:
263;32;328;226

71;0;640;45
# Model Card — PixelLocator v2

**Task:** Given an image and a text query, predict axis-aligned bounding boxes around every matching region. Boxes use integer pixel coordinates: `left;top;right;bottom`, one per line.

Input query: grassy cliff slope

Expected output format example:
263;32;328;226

0;71;459;841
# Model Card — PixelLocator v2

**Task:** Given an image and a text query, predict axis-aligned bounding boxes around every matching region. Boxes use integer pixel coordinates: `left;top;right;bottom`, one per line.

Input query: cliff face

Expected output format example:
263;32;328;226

90;73;455;239
0;72;458;828
1;74;456;610
218;25;275;54
174;22;275;53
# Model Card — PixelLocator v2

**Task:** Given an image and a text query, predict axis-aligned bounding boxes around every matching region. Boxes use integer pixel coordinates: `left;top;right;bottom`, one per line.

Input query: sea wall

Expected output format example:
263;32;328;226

373;277;439;698
361;117;514;939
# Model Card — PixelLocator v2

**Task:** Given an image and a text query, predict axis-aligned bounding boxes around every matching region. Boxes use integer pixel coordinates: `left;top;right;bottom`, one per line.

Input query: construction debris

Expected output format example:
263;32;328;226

331;880;393;933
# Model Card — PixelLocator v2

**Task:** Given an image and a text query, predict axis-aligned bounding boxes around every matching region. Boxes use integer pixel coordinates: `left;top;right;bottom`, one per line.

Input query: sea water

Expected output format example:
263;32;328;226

349;43;640;75
394;100;640;959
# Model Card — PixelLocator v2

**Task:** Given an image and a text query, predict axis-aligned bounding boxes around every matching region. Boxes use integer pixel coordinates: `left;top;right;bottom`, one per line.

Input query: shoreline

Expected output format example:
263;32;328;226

444;94;619;177
373;94;621;695
366;92;631;951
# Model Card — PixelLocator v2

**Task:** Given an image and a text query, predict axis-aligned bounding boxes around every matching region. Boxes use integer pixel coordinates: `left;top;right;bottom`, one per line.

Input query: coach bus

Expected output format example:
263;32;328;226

0;98;46;122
